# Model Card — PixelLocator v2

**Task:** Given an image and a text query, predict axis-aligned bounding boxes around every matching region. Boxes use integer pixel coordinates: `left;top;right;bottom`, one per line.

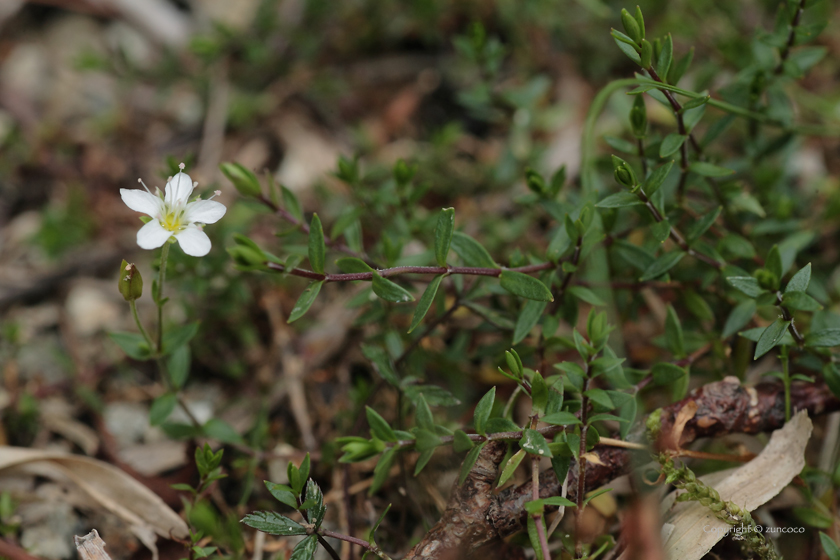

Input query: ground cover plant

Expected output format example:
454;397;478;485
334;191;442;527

0;1;839;560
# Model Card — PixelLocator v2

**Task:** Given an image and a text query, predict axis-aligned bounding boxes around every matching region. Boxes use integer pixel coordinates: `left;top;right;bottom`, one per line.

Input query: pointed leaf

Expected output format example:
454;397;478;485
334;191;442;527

640;251;685;281
722;300;756;338
644;160;674;196
372;272;415;303
754;319;790;359
690;162;734;177
459;442;486;486
307;214;325;275
806;329;840;348
241;511;307;536
500;270;554;302
408;275;443;333
781;291;822;311
785;263;811;293
434;208;455;266
288;281;323;323
336;257;373;273
595;192;643;208
726;277;764;298
659;134;687;158
473;387;496;436
498;449;526;487
366;407;397;442
451;232;498;268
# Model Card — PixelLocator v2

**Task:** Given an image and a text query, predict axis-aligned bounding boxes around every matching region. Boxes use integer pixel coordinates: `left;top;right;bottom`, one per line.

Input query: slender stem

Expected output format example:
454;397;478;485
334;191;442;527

637;138;648;177
396;299;460;366
776;294;805;347
129;300;154;350
315;535;342;560
532;451;552;560
575;361;591;559
265;261;557;282
318;529;391;560
774;0;807;75
781;345;791;422
647;67;693;203
156;242;170;352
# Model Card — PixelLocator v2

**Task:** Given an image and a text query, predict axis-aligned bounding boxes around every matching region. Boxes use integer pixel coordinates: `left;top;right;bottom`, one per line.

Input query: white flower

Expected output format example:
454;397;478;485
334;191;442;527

120;163;226;257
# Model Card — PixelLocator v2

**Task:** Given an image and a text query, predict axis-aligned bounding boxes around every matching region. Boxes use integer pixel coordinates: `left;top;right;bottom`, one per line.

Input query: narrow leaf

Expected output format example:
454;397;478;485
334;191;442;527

785;263;811;293
644;160;674;197
659;134;687;157
307;214;325;275
640;251;685;281
726;277;764;298
450;232;498;268
498;449;526;487
372;272;415;303
408;275;443;333
500;270;554;302
690;162;734;177
722;300;756;338
434;208;455;266
473;387;496;436
459;442;486;486
754;319;790;359
595;192;643;208
241;512;307;536
513;300;547;345
806;329;840;348
288;281;323;323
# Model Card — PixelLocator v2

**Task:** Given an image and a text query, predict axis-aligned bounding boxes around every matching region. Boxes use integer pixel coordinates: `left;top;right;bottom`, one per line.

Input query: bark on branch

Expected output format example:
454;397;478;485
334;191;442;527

403;378;840;559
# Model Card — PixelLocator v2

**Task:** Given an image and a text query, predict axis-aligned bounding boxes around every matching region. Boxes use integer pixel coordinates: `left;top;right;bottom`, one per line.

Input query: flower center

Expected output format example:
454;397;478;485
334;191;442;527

161;209;184;232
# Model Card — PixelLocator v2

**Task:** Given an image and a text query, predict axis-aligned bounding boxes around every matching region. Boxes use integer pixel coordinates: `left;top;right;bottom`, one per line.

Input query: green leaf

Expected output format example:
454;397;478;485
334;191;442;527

434;208;455;266
640;251;685;281
618;396;637;440
782;291;822;311
241;512;307;536
583;487;613;507
289;535;318;560
531;372;548;415
161;321;200;355
612;33;641;65
415;394;434;431
307;214;325;275
584;388;614;410
414;450;434;476
726;277;764;298
785;263;811;293
372;272;415;303
498;449;526;487
595;192;643;208
281;185;303;222
109;332;152;360
513;300;547;345
722;300;756;338
686;207;721;244
567;286;605;306
665;305;685;358
651;220;670;244
485;417;521;433
303;480;326;527
587;413;629;423
220;162;261;197
542;411;581;426
451;232;498;268
203;418;245;445
288;281;323;323
335;257;373;273
149;393;177;426
766;245;783;281
520;429;552;457
408;275;443;333
806;329;840;348
473;387;495;436
527;515;546;560
370;447;396;495
689;162;734;177
643;160;674;197
366;407;397;442
544;495;576;507
459;442;486;486
167;345;190;389
652;363;685;386
655;34;673;78
659;134;686;158
820;533;840;560
754;319;790;359
453;430;475;452
793;507;833;529
265;481;298;509
668;47;694;84
500;270;554;302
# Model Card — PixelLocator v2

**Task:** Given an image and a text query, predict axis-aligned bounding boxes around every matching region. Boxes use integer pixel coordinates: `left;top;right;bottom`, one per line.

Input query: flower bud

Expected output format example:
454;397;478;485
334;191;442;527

118;260;143;301
393;159;417;185
620;8;642;44
612;155;637;189
753;268;779;291
525;168;547;195
639;39;653;69
220;162;261;198
630;95;647;138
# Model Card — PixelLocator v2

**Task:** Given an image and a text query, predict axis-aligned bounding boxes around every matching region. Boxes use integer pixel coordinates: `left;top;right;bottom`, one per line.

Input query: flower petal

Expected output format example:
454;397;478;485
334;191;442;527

121;189;163;217
174;226;211;257
164;172;195;206
137;219;173;250
184;199;226;225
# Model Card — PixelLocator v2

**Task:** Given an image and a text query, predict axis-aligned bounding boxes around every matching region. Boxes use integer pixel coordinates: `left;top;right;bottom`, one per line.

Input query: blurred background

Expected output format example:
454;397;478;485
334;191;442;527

0;1;838;559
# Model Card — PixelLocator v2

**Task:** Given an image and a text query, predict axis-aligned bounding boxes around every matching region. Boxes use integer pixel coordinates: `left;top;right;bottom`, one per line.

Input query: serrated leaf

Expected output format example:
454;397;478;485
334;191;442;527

595;192;643;208
520;429;552;457
782;291;822;311
303;480;326;527
643;160;674;197
372;272;415;303
459;442;486;486
366;407;397;442
785;263;811;293
659;133;687;157
241;511;307;536
806;329;840;348
149;393;177;426
500;270;554;302
288;281;323;323
434;208;455;266
690;162;734;177
498;449;526;487
451;232;498;268
307;214;325;275
408;275;443;333
289;535;318;560
640;251;685;281
567;286;605;306
513;300;547;345
542;411;581;426
722;300;756;338
726;277;764;298
474;387;495;436
754;319;790;359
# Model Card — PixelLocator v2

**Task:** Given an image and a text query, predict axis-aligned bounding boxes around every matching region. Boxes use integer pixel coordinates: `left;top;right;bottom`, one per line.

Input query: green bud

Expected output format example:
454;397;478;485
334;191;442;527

525;168;547;195
620;8;642;44
684;482;699;494
220;162;261;198
630;94;647;138
118;260;143;301
675;493;693;502
227;245;266;269
639;39;653;69
753;268;779;291
634;6;646;40
612;155;637;189
709;501;725;512
699;497;712;506
684;469;696;483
